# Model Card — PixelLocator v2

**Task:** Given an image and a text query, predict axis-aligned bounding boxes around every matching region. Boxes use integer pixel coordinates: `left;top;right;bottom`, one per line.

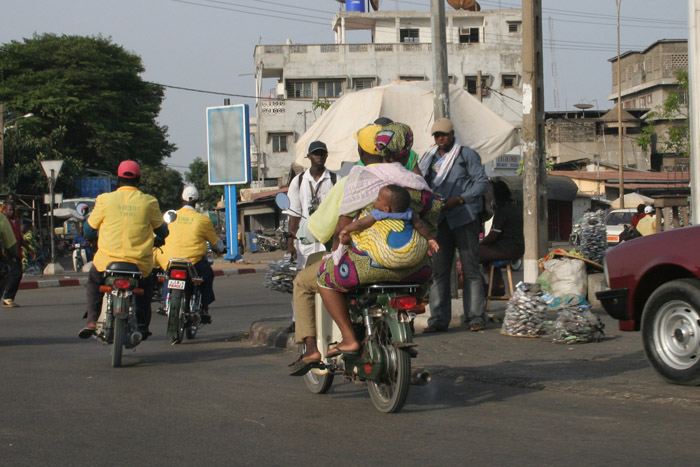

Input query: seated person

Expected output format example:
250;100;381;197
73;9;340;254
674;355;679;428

630;203;646;228
336;184;439;266
636;205;657;236
157;186;224;323
317;122;442;357
478;180;524;295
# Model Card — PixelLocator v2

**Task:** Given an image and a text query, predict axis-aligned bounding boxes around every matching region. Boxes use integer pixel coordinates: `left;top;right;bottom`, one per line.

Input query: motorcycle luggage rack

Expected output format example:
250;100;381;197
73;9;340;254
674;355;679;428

104;262;142;278
167;258;199;278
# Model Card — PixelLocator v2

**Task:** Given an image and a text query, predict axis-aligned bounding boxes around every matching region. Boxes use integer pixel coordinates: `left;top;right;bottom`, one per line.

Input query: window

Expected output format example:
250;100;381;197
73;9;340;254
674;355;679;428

270;134;288;152
465;75;490;95
318;80;343;98
285;80;312;98
400;28;419;43
459;27;480;43
354;78;374;90
508;22;520;33
679;89;688;105
465;76;478;94
502;74;517;88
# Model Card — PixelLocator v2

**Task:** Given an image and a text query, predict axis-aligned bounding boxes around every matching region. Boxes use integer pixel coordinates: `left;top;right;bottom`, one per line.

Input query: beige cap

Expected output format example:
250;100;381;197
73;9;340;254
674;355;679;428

431;118;453;135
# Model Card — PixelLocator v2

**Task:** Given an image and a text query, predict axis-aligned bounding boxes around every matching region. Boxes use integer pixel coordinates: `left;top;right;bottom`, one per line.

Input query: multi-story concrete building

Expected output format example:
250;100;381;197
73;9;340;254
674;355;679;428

608;39;687;112
545;39;688;172
253;6;523;182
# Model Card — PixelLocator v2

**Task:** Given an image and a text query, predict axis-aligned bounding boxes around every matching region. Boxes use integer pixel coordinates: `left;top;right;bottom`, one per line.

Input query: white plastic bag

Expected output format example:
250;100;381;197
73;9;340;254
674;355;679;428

542;257;587;298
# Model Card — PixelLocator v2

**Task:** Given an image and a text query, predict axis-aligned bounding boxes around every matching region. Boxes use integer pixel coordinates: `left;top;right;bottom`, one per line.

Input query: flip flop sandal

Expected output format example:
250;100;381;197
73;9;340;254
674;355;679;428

469;323;486;332
326;346;359;358
288;355;322;376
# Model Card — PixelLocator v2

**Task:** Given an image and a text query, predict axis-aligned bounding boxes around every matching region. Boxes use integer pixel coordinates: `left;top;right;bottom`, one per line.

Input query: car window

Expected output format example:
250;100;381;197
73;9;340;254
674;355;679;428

606;211;635;225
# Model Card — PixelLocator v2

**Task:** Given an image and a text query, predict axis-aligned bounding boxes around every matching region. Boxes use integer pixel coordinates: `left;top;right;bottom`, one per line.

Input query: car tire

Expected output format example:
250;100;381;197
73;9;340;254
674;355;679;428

641;278;700;386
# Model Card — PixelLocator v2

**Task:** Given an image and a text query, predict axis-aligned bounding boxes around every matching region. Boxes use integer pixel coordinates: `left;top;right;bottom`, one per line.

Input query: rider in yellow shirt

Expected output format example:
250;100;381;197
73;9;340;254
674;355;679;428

78;160;169;339
157;186;224;323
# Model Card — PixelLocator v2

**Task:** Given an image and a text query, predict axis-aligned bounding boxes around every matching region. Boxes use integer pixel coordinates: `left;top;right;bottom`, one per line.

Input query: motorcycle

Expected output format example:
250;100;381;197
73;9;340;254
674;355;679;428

71;241;90;272
274;193;430;413
254;228;288;252
305;280;430;413
159;258;206;344
93;262;146;368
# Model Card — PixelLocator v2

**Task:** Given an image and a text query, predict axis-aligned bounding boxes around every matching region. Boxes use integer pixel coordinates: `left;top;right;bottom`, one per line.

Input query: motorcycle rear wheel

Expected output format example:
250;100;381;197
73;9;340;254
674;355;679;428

168;290;186;344
367;319;411;413
111;317;125;368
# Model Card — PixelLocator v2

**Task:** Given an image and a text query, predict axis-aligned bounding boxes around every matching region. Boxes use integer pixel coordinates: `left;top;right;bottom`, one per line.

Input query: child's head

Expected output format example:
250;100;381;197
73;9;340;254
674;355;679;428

376;185;411;213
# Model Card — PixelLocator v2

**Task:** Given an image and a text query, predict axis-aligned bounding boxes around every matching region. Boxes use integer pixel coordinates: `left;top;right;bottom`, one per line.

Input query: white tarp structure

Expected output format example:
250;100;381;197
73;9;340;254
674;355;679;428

295;80;519;171
610;192;654;209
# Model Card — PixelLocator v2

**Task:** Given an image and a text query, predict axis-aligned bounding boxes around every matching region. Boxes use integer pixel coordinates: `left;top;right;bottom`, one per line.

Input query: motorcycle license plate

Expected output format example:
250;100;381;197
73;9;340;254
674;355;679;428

167;279;186;290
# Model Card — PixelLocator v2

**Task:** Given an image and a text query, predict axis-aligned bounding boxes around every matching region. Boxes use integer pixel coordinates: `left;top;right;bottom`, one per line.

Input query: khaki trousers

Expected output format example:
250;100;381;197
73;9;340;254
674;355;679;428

293;256;322;344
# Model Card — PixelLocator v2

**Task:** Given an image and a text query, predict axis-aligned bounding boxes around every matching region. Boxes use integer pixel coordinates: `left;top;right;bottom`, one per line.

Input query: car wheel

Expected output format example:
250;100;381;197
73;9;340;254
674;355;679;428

641;278;700;386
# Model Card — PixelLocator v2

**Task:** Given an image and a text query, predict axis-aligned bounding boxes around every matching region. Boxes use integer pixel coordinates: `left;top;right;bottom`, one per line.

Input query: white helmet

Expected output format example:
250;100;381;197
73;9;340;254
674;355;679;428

163;210;178;224
182;185;199;202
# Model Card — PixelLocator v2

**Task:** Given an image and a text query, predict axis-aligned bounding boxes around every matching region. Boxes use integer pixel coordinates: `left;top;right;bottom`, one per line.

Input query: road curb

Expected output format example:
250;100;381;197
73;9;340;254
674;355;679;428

19;267;268;290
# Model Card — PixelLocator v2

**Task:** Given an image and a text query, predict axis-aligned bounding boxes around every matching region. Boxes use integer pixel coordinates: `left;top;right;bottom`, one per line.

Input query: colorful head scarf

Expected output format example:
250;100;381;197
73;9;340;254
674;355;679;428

375;122;414;160
355;124;382;155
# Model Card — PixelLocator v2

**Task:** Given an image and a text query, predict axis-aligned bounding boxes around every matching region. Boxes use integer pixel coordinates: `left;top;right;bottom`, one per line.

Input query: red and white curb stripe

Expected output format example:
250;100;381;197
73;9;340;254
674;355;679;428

19;267;267;290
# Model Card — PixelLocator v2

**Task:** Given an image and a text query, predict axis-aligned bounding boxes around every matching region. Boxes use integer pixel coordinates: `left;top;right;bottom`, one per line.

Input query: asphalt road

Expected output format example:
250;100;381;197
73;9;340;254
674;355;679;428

2;274;700;466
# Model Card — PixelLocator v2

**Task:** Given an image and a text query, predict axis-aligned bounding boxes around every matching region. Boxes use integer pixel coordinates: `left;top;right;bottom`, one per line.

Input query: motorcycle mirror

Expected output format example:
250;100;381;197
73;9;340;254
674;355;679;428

275;193;290;210
275;192;306;218
163;210;178;224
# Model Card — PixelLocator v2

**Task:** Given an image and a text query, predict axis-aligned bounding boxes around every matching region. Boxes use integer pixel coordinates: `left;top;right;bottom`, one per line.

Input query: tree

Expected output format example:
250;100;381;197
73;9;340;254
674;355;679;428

636;70;689;158
185;158;223;211
139;166;184;212
0;33;176;194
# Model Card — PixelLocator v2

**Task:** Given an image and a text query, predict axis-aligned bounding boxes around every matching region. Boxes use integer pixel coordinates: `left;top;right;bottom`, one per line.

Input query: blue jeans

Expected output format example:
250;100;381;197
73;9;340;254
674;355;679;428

428;219;485;329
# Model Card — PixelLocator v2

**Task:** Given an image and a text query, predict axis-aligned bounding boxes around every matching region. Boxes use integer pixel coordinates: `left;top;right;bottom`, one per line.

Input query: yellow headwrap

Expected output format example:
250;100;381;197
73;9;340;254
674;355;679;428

354;124;382;155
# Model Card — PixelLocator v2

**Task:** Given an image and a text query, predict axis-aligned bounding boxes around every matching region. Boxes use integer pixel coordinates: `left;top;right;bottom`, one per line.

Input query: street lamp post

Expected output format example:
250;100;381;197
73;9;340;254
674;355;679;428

0;104;35;187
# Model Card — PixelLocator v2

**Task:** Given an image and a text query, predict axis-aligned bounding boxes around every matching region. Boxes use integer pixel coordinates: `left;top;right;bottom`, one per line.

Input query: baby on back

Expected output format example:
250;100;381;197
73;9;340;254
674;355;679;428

333;184;439;268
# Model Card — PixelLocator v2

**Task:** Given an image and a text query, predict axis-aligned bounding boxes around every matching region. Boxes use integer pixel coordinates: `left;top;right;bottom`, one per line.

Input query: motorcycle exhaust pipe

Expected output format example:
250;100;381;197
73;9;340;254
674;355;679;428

130;331;143;346
410;368;431;386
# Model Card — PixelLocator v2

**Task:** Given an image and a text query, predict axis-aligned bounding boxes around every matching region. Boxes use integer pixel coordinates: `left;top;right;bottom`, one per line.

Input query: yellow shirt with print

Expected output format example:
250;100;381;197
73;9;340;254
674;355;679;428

88;186;163;275
0;213;17;250
157;206;219;269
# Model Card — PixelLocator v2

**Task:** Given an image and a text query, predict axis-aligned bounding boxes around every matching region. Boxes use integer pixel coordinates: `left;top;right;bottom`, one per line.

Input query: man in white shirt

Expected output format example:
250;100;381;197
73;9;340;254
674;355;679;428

284;140;336;332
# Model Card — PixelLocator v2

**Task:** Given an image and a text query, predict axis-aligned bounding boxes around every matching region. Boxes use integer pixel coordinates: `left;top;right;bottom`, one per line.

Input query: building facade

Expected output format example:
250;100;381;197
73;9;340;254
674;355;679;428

253;7;524;182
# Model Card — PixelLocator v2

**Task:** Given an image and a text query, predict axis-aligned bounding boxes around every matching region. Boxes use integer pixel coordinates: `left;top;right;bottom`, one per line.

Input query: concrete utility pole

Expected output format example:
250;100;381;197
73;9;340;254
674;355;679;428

430;0;450;119
521;0;547;282
616;0;625;208
689;0;700;223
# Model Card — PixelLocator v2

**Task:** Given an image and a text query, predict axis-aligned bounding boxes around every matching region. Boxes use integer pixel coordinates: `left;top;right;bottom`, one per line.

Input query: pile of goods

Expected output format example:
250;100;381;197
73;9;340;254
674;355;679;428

500;282;552;337
549;305;605;344
579;210;607;264
262;254;298;294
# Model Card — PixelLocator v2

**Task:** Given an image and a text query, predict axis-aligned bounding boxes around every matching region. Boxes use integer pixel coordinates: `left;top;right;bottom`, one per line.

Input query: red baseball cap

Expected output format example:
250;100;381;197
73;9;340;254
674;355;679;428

117;160;141;178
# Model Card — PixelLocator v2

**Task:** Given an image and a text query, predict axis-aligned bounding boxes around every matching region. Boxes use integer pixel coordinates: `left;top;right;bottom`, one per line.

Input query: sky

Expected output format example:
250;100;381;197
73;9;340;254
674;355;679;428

1;0;688;174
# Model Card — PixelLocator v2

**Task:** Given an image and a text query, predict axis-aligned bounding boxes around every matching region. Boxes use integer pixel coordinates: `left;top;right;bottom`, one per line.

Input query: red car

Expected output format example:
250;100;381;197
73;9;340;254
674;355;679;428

597;225;700;386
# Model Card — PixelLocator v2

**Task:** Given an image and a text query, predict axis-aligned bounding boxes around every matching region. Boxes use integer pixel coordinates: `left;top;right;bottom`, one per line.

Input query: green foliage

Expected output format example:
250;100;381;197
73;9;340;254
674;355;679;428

312;98;331;111
139;165;184;212
516;157;552;176
185;157;223;211
636;70;689;157
0;33;176;194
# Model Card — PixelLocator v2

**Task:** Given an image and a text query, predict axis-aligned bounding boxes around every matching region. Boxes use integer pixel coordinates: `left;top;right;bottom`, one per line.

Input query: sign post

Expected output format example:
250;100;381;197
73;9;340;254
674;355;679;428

206;104;251;261
40;160;64;274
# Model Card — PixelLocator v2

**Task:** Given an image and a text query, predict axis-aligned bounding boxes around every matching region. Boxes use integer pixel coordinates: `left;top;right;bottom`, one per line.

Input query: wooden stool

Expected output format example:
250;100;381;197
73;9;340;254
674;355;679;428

485;259;515;311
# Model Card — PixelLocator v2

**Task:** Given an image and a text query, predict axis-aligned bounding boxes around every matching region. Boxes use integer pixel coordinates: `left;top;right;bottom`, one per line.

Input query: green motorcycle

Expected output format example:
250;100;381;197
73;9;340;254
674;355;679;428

305;283;430;413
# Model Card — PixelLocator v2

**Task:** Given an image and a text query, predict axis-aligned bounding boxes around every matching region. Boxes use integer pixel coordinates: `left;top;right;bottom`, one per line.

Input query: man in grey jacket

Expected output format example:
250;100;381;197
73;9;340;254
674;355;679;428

418;118;490;332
